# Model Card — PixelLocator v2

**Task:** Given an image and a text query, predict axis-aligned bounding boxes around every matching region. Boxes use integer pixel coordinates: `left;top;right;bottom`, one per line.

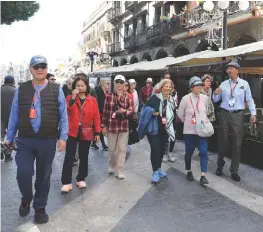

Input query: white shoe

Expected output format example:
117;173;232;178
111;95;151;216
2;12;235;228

61;184;72;193
162;155;168;163
76;181;87;189
117;173;125;180
167;153;176;163
108;167;115;174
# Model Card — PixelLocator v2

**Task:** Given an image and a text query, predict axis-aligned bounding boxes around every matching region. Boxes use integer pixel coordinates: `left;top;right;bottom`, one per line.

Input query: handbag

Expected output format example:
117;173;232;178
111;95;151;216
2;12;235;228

191;95;214;138
77;100;95;141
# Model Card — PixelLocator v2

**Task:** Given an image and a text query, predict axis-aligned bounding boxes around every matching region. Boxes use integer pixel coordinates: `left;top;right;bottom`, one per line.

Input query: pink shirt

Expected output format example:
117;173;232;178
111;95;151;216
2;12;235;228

178;93;209;135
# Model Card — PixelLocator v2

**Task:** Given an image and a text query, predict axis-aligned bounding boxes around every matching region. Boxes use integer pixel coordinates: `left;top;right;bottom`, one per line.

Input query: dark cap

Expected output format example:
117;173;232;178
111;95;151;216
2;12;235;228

30;55;48;67
225;61;240;69
4;75;15;84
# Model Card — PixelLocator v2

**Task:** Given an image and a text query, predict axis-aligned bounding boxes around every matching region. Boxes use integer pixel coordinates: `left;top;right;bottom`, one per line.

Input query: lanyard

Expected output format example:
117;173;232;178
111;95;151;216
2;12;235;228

229;81;238;97
190;96;200;115
32;80;47;106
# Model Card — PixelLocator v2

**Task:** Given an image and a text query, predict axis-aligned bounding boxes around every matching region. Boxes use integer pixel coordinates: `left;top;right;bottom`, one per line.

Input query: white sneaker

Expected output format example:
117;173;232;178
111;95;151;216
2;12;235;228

167;153;176;163
76;181;87;189
108;167;115;174
162;155;168;163
117;173;125;180
61;184;72;193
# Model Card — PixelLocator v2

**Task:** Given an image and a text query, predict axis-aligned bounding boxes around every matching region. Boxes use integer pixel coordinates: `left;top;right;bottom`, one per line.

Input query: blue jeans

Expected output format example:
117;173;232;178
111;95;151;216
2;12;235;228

184;134;208;173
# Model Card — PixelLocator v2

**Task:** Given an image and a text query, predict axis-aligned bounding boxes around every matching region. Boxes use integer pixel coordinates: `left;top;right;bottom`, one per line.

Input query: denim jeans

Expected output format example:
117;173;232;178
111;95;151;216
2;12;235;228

184;134;208;173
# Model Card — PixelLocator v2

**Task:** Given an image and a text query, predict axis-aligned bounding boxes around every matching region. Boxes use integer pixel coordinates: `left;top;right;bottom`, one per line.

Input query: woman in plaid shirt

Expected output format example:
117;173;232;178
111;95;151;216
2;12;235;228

102;75;133;179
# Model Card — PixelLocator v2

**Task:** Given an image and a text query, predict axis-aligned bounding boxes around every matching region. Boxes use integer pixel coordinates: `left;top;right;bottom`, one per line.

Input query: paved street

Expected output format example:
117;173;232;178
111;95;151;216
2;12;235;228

1;139;263;232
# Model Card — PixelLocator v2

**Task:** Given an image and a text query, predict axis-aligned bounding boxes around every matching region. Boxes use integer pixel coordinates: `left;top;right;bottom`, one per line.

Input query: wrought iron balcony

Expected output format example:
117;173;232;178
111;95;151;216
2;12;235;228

125;1;138;11
108;42;121;55
107;7;121;22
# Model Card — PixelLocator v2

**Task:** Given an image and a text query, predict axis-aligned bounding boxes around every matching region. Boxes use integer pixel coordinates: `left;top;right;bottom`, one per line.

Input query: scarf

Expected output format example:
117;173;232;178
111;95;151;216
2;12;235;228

156;93;175;141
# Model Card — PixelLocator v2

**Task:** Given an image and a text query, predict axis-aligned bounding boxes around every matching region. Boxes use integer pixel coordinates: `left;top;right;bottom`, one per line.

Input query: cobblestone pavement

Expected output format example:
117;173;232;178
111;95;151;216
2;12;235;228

1;139;263;232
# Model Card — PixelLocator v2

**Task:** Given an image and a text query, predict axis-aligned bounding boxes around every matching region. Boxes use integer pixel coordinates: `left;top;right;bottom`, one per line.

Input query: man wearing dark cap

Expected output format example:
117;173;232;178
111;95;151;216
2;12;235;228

4;55;68;223
1;75;16;162
213;61;256;182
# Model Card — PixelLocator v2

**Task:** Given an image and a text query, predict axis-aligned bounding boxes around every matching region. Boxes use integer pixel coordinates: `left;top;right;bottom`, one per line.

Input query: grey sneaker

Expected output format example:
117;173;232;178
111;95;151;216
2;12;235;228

162;155;168;163
167;153;176;163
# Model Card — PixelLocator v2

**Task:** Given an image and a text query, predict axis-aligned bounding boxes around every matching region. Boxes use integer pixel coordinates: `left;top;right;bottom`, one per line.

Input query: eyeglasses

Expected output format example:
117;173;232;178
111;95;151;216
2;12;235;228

115;80;124;84
33;64;47;70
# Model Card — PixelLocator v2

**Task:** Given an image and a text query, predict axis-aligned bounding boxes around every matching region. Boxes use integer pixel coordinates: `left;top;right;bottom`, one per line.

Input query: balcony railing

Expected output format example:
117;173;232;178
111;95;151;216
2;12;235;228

125;1;138;11
124;29;147;49
108;7;121;22
108;42;121;54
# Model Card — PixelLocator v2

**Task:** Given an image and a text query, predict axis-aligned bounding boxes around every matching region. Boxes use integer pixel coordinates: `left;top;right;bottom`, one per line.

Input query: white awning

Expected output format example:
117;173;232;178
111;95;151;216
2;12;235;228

170;41;263;67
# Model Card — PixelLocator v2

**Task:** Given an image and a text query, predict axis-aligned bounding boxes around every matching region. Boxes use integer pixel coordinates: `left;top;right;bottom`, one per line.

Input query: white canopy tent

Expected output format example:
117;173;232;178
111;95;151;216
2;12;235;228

168;41;263;67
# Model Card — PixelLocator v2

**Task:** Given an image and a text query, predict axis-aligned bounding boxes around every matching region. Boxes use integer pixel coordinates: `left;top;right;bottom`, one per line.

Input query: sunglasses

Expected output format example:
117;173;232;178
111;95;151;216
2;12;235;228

33;64;47;70
50;78;56;81
115;80;124;84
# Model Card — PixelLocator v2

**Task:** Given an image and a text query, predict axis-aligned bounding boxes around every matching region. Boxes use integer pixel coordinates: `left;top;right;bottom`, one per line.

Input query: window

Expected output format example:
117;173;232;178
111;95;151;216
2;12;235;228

164;4;170;17
133;19;137;35
155;7;161;23
141;15;147;32
124;24;129;37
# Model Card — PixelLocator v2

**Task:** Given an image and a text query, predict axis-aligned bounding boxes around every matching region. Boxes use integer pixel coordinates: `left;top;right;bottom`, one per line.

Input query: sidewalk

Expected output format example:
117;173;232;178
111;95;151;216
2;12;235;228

1;139;263;232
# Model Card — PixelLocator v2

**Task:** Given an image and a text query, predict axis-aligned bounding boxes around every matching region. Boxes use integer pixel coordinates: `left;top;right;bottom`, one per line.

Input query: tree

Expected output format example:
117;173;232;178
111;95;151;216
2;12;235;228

1;1;40;25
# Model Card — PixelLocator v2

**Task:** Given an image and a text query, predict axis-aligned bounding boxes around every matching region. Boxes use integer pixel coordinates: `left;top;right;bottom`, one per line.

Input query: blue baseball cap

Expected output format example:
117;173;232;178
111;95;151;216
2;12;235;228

225;61;240;69
29;55;48;67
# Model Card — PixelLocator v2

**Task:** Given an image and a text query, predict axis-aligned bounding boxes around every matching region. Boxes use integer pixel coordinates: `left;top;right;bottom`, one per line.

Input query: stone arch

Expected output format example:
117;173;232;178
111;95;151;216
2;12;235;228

173;45;190;58
196;40;219;52
113;60;119;67
120;58;127;66
130;56;139;64
155;49;168;60
229;34;257;47
141;52;152;61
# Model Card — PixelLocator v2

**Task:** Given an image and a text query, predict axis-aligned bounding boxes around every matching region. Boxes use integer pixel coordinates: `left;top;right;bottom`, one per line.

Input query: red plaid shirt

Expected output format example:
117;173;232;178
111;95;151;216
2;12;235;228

102;92;133;133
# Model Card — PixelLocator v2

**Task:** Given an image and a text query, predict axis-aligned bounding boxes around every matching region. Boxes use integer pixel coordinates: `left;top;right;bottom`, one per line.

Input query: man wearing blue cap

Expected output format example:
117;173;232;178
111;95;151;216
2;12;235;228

4;55;68;223
1;75;16;162
213;61;256;182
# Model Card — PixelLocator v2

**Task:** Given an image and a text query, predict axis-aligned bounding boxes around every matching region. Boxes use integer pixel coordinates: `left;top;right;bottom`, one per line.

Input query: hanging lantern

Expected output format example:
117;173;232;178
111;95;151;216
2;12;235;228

239;0;249;11
218;0;229;10
203;1;214;12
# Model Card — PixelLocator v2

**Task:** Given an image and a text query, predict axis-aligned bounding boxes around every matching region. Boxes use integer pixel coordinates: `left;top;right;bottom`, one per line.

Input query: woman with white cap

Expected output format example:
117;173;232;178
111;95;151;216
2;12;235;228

128;79;139;116
178;76;210;185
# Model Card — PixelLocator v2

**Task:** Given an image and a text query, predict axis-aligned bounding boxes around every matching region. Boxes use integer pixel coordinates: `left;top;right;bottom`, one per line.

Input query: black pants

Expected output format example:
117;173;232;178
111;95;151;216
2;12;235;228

61;136;91;185
147;131;169;171
15;137;56;210
92;133;106;147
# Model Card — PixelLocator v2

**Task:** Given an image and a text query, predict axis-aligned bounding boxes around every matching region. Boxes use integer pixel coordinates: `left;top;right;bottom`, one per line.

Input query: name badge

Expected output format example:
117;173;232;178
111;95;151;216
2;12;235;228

162;117;167;124
191;116;196;124
29;108;37;119
228;96;236;107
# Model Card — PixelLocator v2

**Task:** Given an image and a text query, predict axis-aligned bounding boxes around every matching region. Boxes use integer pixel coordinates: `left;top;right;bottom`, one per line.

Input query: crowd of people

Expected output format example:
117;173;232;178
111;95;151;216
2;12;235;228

0;55;257;224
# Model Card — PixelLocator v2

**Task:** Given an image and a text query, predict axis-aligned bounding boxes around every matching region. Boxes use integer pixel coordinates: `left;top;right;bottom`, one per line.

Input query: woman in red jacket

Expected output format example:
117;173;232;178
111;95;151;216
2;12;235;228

61;76;101;193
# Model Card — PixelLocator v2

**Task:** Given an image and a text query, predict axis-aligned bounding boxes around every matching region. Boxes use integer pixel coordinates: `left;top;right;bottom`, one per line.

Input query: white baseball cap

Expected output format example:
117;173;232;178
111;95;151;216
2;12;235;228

128;79;136;84
146;78;153;83
114;75;125;82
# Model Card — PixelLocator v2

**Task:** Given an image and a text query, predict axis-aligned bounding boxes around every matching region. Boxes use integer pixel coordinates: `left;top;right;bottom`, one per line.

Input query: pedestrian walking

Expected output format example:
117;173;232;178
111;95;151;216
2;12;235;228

102;75;133;179
128;79;139;115
4;55;68;223
91;80;109;151
46;73;56;83
145;79;175;183
213;62;256;182
61;76;101;193
1;75;16;162
178;76;211;185
139;78;153;108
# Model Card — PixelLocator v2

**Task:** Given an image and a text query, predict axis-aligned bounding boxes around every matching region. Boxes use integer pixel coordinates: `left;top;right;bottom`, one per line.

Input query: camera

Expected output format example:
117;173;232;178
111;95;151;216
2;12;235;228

115;112;127;121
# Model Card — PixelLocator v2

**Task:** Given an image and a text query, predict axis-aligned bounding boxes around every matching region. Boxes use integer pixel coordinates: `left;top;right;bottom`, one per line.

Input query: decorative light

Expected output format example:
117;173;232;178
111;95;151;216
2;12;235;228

203;1;214;12
239;0;249;11
218;0;229;10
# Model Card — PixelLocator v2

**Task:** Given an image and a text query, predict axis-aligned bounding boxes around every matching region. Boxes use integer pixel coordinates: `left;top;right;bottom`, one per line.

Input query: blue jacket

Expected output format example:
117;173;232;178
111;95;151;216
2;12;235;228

137;106;158;139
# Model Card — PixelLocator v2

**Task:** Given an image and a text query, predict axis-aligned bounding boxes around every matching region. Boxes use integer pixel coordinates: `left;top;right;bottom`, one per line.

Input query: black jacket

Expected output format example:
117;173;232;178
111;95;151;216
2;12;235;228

95;86;106;114
1;84;16;139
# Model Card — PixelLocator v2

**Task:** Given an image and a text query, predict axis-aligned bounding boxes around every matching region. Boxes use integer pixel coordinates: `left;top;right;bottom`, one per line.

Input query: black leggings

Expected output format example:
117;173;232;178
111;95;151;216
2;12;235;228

61;136;91;185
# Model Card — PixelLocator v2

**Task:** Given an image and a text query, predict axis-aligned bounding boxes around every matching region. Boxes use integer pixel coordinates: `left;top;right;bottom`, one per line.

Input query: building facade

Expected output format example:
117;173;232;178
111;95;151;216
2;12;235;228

106;1;263;67
81;1;113;71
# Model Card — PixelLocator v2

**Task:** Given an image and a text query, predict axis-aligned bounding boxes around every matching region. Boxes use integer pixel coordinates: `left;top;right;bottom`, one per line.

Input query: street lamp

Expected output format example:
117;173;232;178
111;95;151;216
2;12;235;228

202;0;250;50
87;51;98;72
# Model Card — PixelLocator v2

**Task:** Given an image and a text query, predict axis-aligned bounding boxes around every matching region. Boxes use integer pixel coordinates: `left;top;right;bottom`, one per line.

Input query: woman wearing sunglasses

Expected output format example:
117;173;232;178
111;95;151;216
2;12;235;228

102;75;133;179
61;76;101;193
